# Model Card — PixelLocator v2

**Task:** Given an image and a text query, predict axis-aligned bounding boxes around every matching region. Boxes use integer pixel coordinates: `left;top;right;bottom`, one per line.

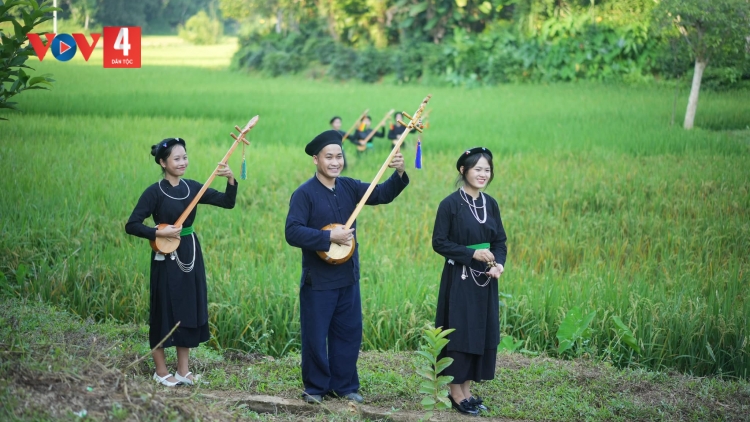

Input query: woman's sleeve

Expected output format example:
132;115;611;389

432;199;474;266
490;198;508;267
198;180;237;209
125;187;158;241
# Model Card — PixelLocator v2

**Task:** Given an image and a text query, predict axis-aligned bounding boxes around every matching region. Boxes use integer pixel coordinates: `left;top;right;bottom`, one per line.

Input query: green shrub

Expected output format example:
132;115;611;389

327;44;358;80
262;51;304;76
178;10;223;45
229;11;748;89
354;46;390;82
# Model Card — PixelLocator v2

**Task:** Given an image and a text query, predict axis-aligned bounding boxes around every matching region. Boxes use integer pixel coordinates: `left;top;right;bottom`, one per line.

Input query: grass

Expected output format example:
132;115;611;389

1;298;748;421
0;37;749;380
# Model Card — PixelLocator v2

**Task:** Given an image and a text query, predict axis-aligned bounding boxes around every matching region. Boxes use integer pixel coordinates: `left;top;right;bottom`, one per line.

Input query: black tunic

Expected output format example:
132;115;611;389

432;190;507;381
387;123;409;140
285;171;409;290
125;179;237;348
353;126;385;148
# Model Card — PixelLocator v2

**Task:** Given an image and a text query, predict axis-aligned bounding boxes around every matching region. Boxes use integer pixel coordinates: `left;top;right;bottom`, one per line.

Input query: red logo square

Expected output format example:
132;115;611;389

103;27;141;68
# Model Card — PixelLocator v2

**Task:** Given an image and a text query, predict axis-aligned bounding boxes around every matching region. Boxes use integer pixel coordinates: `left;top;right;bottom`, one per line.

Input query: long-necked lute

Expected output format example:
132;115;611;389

317;96;430;265
150;116;259;254
342;108;369;141
356;109;394;152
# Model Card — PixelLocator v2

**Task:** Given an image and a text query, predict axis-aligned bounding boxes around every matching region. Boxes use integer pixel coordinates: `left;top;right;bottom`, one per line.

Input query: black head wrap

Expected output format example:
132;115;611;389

151;138;186;164
456;147;493;172
305;130;343;156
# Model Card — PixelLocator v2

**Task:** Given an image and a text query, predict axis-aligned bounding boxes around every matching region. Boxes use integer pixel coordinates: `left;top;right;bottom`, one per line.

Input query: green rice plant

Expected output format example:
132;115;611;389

0;37;747;378
612;316;640;354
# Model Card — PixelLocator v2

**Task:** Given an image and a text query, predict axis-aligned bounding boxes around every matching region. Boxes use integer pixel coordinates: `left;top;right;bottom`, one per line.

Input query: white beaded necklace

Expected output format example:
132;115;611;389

158;179;190;200
459;187;487;224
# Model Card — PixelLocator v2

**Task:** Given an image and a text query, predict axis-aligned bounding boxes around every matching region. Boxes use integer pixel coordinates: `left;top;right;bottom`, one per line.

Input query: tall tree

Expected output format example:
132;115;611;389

653;0;750;129
65;0;97;30
219;0;308;34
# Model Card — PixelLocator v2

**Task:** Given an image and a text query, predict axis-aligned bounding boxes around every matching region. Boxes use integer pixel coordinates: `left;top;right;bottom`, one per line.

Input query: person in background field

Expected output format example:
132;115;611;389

285;130;409;405
125;138;237;387
330;116;345;138
431;147;507;416
387;112;415;149
330;116;349;170
353;115;384;153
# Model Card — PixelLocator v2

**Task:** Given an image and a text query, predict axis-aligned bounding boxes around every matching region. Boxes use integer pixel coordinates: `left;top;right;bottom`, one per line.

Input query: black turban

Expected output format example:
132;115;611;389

456;147;493;172
306;130;343;156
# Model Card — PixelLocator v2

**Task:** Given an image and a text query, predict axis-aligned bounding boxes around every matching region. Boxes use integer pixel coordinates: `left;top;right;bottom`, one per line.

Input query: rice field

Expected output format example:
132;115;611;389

1;37;748;378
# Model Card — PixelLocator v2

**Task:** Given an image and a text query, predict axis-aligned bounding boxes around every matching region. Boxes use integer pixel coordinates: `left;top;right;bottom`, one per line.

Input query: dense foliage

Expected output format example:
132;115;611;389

14;1;750;87
51;0;213;33
227;0;750;88
0;0;57;120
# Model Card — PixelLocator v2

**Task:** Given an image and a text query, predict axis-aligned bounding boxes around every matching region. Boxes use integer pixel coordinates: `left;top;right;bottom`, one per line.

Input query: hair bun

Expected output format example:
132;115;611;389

150;144;159;157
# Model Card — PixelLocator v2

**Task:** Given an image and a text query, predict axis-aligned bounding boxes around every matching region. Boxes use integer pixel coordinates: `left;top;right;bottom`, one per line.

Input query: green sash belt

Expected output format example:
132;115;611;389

180;226;194;236
467;242;490;250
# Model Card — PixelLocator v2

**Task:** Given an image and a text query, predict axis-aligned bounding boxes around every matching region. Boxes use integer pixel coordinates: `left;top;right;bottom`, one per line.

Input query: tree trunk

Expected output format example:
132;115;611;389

671;76;680;126
84;13;89;31
325;0;339;41
683;59;707;130
276;9;282;34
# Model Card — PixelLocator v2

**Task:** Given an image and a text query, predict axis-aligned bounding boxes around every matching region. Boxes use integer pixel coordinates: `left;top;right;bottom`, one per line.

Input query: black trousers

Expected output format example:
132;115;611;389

299;282;362;396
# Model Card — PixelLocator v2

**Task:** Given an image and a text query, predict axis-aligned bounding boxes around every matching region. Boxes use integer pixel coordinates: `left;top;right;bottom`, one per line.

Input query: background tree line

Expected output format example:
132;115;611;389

222;0;749;96
48;1;750;95
3;0;748;128
53;0;213;33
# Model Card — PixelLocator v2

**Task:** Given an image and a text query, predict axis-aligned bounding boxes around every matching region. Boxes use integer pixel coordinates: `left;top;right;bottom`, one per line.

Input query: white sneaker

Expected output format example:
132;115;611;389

153;372;182;387
174;371;199;385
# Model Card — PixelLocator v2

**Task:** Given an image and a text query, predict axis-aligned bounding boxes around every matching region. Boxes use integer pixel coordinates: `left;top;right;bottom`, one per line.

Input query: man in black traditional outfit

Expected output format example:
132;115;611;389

285;130;409;404
432;147;507;415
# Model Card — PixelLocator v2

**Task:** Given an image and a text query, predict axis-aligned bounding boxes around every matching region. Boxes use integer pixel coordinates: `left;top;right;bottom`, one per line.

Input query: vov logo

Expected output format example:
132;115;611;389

28;26;141;68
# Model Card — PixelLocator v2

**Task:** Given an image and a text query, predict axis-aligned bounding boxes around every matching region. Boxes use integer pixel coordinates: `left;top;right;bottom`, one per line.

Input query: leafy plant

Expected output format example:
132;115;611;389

653;0;750;128
611;316;640;354
0;0;58;120
178;9;223;45
498;335;524;354
557;306;596;355
415;325;455;420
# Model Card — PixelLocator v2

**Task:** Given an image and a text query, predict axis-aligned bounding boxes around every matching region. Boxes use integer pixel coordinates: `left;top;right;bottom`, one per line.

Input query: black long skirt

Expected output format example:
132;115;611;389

148;241;210;349
150;273;209;348
441;349;497;384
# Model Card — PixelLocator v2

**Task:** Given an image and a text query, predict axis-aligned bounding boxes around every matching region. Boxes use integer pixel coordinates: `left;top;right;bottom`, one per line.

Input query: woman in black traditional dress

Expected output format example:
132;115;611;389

125;138;237;387
432;147;507;415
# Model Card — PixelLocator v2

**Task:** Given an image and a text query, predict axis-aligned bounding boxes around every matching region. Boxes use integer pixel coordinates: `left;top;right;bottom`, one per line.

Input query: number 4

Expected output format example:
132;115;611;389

114;27;131;57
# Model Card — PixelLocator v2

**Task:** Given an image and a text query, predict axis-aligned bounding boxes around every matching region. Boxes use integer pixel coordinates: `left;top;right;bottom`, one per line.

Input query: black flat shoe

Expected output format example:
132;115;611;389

302;393;322;404
469;396;489;413
341;392;364;403
448;395;479;416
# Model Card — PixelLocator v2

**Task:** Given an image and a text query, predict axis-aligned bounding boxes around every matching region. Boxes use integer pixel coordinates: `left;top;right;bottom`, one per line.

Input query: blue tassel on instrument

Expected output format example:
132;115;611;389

415;138;422;169
241;157;247;180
